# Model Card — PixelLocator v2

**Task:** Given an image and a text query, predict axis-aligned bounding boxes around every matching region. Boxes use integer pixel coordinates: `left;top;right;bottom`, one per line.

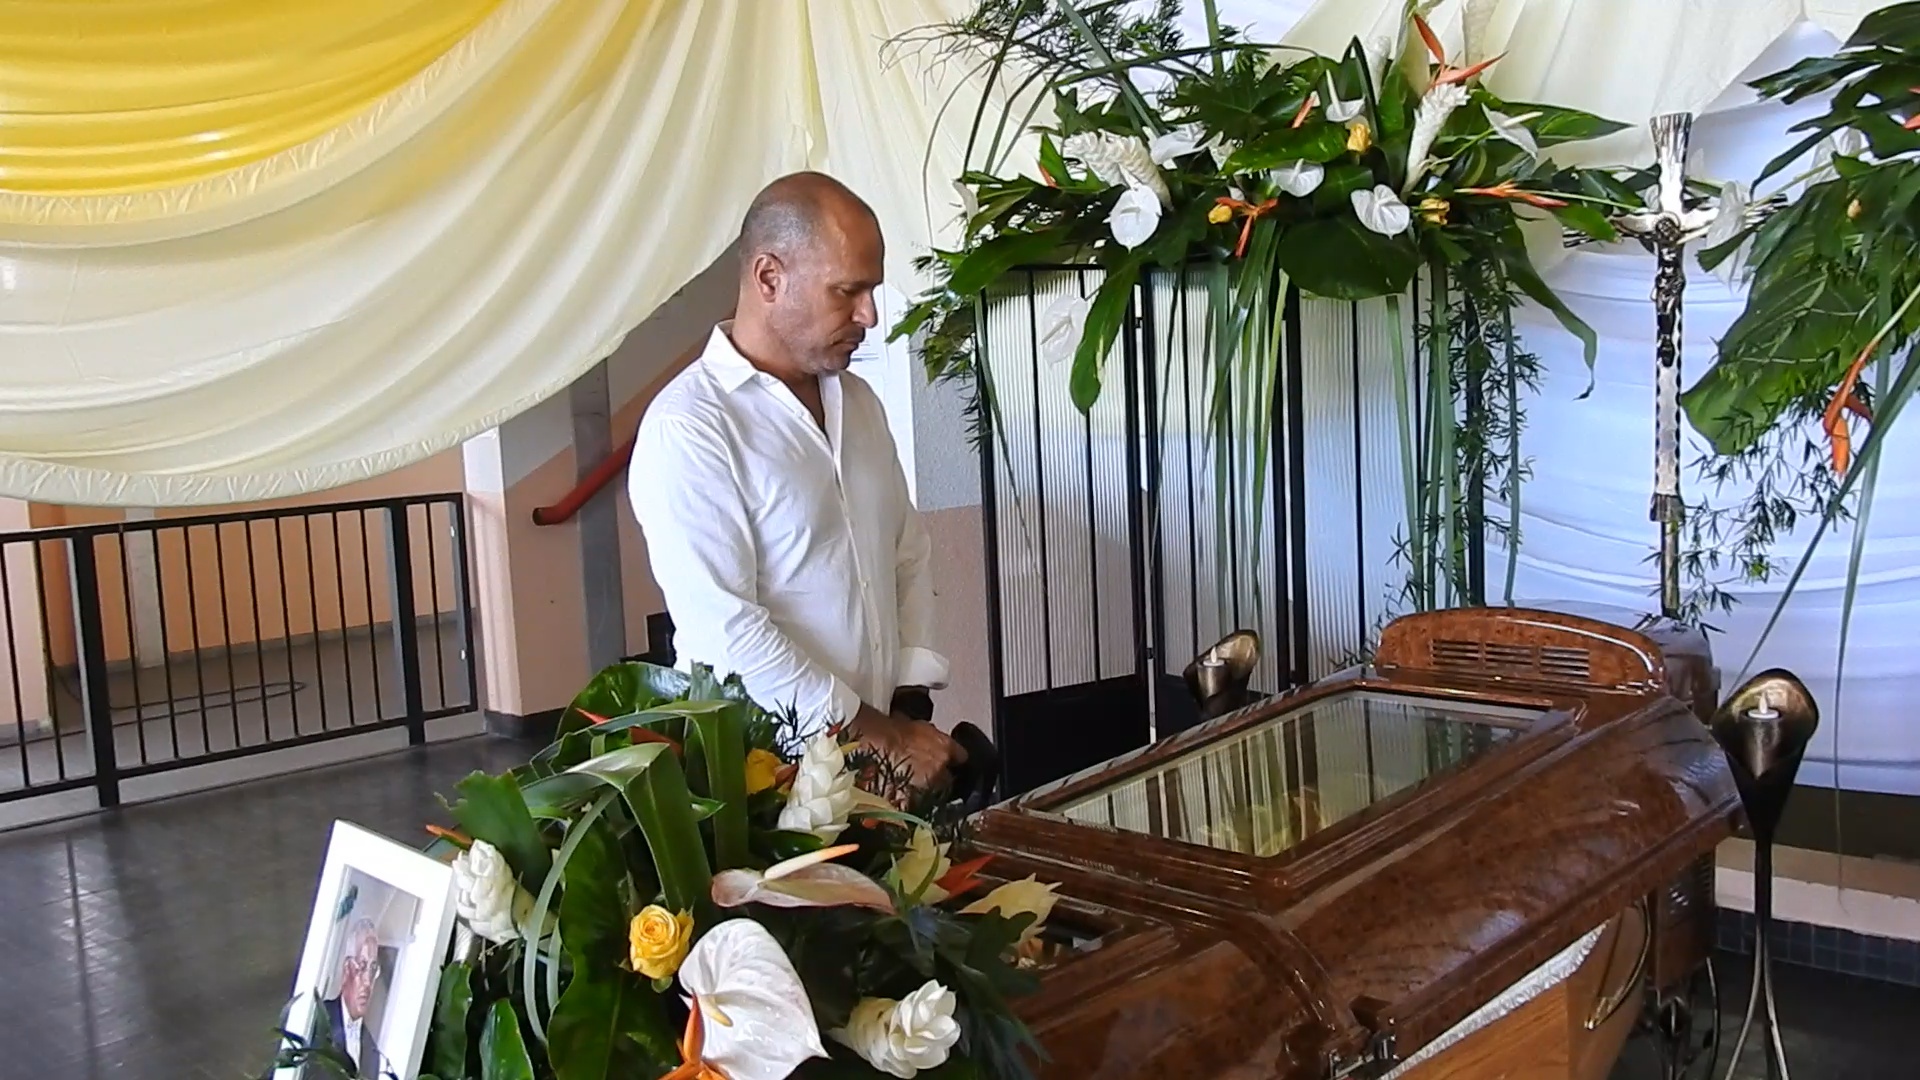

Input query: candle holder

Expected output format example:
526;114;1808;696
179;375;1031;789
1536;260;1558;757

1709;669;1819;1080
1183;630;1261;721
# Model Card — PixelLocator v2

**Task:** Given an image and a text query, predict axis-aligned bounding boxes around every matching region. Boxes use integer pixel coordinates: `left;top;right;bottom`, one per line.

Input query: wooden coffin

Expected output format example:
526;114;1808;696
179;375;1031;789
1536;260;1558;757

966;607;1740;1079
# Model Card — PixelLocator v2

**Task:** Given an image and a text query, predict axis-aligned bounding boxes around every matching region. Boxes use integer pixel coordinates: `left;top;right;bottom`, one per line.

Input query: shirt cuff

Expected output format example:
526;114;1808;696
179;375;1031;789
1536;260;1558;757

896;647;951;691
821;677;864;734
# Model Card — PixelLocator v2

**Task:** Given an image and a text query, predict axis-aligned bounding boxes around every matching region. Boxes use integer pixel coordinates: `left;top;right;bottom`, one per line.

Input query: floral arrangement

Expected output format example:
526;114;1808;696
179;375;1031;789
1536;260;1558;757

1671;2;1920;646
274;662;1057;1080
894;0;1646;412
889;0;1658;616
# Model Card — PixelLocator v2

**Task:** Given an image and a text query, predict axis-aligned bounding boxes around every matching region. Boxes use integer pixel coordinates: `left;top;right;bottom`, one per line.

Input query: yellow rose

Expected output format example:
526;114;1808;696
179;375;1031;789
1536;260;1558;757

961;875;1060;946
628;905;694;980
1207;203;1235;225
1418;196;1449;226
1346;119;1372;154
744;748;783;795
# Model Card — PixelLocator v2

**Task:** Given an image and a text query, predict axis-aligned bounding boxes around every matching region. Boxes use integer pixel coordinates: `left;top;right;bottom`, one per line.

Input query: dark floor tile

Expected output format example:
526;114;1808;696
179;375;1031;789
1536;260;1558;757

0;734;531;1080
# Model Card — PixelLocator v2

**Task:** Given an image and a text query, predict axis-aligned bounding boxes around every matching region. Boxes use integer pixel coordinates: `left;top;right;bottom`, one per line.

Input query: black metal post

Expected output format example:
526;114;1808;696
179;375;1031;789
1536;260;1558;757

975;296;1012;794
1281;284;1309;685
67;536;121;808
386;505;427;745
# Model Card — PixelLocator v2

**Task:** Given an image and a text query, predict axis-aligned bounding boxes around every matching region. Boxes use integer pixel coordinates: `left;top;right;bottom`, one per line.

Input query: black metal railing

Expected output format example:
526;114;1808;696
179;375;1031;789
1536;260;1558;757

0;494;477;811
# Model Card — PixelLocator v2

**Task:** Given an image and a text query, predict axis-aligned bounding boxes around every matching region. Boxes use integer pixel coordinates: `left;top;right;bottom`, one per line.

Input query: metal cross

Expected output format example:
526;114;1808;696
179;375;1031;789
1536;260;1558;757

1562;112;1780;620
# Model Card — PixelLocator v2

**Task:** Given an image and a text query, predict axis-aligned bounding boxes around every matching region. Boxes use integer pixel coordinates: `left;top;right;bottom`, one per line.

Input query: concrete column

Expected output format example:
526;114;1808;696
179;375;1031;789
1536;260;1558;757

570;363;628;674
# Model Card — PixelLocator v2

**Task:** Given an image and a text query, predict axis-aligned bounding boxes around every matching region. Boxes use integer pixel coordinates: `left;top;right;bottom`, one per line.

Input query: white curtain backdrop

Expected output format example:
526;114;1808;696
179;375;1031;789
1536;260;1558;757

0;0;1004;507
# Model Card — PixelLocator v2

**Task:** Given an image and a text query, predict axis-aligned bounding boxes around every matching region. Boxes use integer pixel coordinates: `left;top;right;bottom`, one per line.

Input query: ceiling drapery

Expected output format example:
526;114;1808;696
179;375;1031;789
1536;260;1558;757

0;0;991;506
0;0;1887;506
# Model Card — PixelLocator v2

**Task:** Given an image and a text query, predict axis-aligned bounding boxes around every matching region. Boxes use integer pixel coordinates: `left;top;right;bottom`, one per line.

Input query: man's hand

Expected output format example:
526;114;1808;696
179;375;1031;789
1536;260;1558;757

848;704;967;795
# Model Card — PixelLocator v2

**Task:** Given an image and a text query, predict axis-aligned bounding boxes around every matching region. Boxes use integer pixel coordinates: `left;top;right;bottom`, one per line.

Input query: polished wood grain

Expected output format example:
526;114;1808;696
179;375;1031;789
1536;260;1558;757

967;607;1740;1079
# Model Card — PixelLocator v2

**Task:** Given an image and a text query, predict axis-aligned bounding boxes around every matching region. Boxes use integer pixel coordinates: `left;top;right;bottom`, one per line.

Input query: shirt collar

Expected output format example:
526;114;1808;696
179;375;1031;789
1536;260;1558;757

701;322;763;393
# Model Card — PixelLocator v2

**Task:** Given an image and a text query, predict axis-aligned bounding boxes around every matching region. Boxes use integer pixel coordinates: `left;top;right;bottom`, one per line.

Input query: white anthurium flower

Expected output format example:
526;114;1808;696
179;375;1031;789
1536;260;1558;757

679;919;830;1080
1107;184;1162;249
1352;185;1412;237
1484;105;1542;160
1323;73;1364;123
777;733;855;841
831;980;962;1079
1038;294;1091;369
1702;180;1754;288
1403;83;1470;193
1272;160;1325;198
889;825;954;903
1148;123;1207;166
713;844;897;912
1808;127;1869;183
451;839;535;945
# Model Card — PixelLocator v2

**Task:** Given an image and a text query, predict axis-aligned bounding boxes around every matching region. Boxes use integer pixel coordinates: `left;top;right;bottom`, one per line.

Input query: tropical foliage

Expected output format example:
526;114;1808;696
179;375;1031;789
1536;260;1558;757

271;663;1056;1080
1678;2;1920;652
891;0;1649;614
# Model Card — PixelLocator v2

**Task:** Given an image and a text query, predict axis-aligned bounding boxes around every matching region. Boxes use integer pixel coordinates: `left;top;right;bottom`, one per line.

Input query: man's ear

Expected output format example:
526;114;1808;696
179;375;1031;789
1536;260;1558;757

750;251;784;303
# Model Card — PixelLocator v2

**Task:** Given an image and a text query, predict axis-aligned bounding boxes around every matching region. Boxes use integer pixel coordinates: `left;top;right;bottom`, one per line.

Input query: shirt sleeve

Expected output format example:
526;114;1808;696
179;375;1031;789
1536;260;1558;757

889;436;950;691
628;412;863;731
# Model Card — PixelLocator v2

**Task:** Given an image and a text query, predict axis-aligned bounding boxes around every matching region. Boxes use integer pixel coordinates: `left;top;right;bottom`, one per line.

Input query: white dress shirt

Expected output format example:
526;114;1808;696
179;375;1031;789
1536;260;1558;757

628;324;948;732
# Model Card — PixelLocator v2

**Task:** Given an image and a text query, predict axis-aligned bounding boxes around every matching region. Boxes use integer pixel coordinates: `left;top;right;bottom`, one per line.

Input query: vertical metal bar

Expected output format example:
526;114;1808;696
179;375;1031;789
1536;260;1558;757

1283;285;1309;685
1351;302;1368;641
386;504;427;745
32;541;70;781
273;517;301;737
242;519;272;739
150;528;182;761
448;498;479;710
1177;279;1201;662
425;500;449;710
2;539;34;786
976;294;1011;784
212;522;243;748
115;525;149;766
68;536;120;807
1024;271;1055;689
331;512;359;726
184;524;215;754
1078;268;1103;683
358;509;384;719
1134;272;1164;740
303;514;331;730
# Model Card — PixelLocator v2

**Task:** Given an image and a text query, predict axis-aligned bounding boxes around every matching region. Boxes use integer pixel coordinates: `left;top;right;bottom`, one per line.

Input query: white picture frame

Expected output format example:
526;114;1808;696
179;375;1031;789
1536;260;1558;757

279;820;459;1080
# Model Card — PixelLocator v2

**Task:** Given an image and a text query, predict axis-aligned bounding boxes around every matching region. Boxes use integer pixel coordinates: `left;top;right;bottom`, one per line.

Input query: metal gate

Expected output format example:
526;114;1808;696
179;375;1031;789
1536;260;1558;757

0;494;477;819
977;266;1422;796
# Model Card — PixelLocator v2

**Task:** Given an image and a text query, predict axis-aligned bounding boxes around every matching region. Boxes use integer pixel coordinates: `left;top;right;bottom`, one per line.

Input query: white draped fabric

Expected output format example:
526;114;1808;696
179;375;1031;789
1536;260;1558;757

0;0;994;506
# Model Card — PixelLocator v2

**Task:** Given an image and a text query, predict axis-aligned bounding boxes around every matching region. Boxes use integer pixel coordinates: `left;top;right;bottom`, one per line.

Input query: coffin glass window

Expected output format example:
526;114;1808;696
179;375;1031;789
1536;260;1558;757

1051;691;1539;857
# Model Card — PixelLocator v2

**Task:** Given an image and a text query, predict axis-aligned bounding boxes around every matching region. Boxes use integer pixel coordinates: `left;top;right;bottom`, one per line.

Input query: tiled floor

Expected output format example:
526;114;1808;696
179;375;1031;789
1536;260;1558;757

0;735;527;1080
0;735;1911;1080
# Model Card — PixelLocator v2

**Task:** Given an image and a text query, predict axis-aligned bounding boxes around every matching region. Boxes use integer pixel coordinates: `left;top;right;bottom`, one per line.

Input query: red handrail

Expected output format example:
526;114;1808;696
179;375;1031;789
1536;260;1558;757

532;434;635;525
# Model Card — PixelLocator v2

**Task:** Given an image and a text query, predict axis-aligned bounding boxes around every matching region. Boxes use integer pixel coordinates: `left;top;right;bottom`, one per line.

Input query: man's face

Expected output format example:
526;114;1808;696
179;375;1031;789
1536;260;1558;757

761;209;885;376
341;933;379;1019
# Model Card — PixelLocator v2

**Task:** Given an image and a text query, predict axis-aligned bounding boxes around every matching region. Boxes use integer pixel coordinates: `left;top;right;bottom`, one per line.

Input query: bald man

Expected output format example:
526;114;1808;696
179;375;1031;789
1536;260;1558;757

628;173;964;789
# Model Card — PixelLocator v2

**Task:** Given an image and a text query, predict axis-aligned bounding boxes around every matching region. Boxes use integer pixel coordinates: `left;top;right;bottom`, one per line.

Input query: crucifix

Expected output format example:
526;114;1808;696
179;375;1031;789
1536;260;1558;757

1563;112;1779;620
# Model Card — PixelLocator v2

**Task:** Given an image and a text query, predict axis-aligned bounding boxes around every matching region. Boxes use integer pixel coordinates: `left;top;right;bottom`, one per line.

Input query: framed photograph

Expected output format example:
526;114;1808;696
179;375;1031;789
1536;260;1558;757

279;820;459;1080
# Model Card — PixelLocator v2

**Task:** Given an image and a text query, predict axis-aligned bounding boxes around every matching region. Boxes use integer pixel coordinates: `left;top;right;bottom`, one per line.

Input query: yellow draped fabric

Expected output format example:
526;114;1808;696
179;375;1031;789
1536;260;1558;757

0;0;504;200
0;0;1004;505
